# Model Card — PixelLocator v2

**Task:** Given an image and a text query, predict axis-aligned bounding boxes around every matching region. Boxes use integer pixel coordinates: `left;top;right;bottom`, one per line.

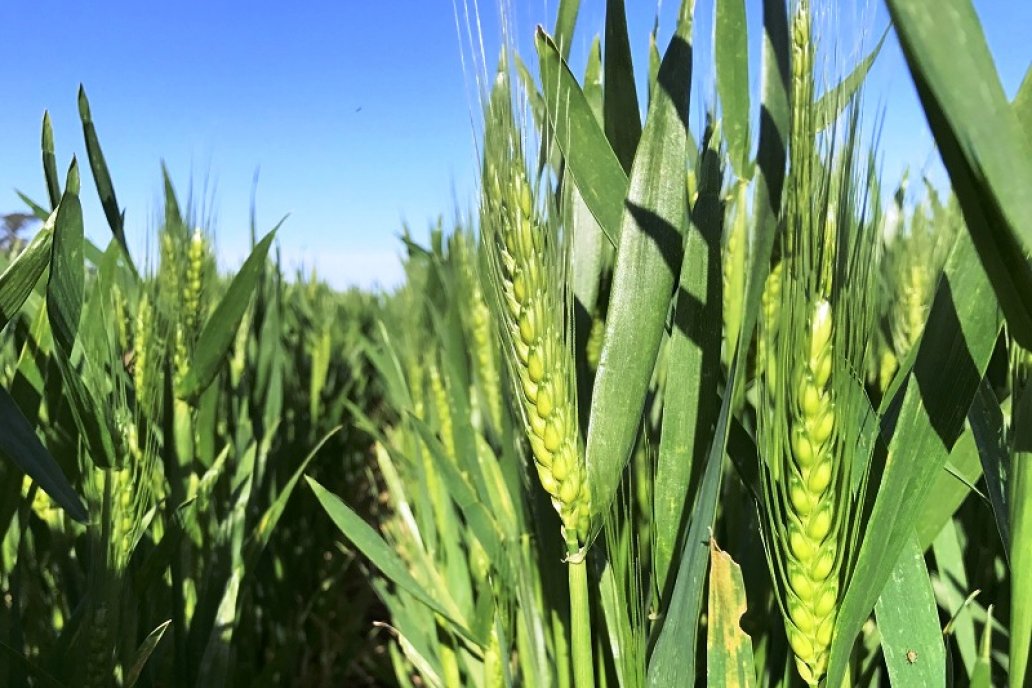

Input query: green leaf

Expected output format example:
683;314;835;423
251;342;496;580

813;29;888;132
1014;65;1032;142
874;533;946;688
825;232;1003;687
654;138;723;594
933;519;978;674
536;28;628;246
647;354;737;688
715;0;750;177
603;0;642;172
0;386;87;522
914;428;982;549
78;85;134;270
16;191;51;221
177;226;279;402
706;543;756;688
46;160;84;358
243;426;340;570
732;0;789;397
41;112;61;210
585;0;696;524
552;0;581;60
124;620;172;688
197;569;241;687
884;0;1032;349
967;379;1011;558
306;476;481;647
0;213;55;332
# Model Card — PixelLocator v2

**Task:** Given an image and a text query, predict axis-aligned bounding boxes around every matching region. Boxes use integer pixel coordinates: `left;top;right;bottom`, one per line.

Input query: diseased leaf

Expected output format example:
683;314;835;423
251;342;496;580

706;542;756;688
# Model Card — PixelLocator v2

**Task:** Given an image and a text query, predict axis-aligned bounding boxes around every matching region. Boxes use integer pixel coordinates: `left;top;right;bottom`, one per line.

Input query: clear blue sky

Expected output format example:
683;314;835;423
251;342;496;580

0;1;1028;290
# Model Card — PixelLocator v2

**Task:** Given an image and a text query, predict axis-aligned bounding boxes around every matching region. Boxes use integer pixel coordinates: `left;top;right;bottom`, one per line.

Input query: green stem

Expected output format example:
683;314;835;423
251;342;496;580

568;549;594;688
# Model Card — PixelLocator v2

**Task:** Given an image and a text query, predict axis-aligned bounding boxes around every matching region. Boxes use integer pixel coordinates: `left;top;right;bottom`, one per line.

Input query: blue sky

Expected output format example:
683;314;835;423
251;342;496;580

0;1;1028;290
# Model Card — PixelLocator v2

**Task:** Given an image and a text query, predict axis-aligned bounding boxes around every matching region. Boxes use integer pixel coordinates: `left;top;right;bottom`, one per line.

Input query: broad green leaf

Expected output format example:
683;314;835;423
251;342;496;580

0;386;87;522
41;112;61;210
813;29;888;132
874;533;946;688
306;476;480;646
654;140;723;593
885;0;1032;348
585;0;695;524
78;85;134;269
537;29;627;246
647;355;737;688
825;232;1002;687
0;213;55;332
177;227;278;402
46;160;84;358
706;543;756;688
604;0;642;172
715;0;750;177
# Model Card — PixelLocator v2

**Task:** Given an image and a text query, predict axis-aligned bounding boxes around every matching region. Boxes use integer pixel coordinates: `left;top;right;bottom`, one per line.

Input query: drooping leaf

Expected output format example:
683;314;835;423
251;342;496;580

306;476;481;647
0;213;55;332
537;29;627;246
0;386;87;522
